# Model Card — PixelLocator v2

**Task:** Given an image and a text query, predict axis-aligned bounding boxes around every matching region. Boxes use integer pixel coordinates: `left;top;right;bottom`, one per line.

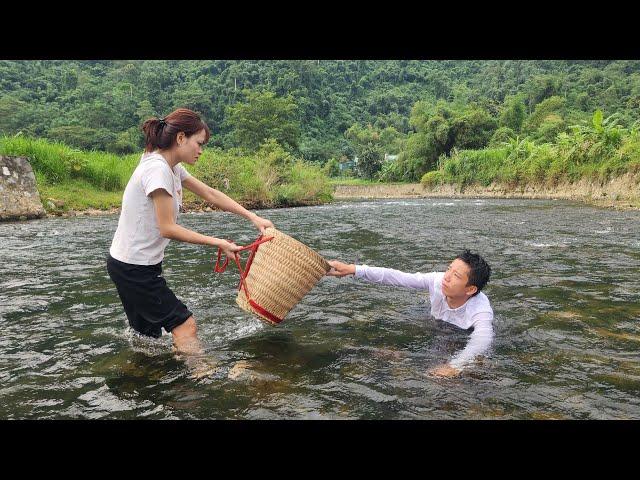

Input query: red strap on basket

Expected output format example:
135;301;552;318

213;235;283;324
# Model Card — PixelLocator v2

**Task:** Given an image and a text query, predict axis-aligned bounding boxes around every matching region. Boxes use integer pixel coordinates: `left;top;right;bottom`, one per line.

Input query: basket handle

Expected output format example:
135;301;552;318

213;235;274;284
213;234;281;323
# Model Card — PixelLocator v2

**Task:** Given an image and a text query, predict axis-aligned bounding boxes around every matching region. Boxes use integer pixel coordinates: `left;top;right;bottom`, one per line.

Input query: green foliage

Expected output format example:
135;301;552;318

524;96;567;133
275;160;333;205
450;108;498;149
420;170;444;187
499;95;526;132
489;126;517;146
323;157;341;177
2;60;639;162
46;125;117;152
442;148;509;187
38;180;125;211
404;101;454;178
111;128;141;155
355;142;384;179
345;123;381;146
0;136;332;209
524;74;564;109
426;110;640;188
187;140;331;208
340;167;355;178
401;101;498;180
2;60;640;190
344;122;406;179
225;89;300;152
534;114;566;143
558;110;627;165
378;157;411;182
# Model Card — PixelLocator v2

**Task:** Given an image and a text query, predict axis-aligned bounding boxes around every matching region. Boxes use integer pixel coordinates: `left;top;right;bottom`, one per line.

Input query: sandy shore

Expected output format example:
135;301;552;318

29;174;640;219
333;174;640;211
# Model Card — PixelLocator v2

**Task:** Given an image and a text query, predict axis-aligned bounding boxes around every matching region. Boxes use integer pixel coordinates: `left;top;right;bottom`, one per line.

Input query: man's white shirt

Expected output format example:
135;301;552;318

355;265;494;369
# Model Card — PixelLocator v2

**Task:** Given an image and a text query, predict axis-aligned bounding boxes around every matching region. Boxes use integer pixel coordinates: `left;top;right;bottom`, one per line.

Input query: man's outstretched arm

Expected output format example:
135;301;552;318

327;261;436;291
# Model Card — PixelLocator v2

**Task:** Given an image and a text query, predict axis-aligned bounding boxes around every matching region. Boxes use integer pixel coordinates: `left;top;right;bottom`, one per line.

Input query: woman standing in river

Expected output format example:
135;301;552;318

106;108;274;355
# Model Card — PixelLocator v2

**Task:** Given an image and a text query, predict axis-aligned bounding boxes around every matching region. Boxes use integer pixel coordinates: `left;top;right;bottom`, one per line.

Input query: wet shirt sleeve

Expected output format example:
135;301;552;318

355;265;437;291
448;313;494;370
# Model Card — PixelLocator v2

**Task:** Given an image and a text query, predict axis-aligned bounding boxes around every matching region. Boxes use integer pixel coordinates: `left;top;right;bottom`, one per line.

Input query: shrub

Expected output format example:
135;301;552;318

323;157;340;177
489;127;516;147
421;170;443;187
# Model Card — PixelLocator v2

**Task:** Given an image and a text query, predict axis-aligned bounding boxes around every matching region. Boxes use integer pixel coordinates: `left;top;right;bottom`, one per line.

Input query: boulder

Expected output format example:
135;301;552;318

0;156;46;221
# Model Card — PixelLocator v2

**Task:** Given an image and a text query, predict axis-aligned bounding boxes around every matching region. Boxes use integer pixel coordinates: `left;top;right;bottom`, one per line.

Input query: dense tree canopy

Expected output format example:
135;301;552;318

1;60;639;175
225;89;300;151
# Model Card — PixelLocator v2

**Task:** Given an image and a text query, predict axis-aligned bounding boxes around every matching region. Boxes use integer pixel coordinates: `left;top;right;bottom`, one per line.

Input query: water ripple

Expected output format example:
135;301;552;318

0;200;639;418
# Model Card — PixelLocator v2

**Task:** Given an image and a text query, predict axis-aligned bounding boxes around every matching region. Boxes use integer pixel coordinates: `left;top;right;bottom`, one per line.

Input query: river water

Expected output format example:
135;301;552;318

1;198;639;419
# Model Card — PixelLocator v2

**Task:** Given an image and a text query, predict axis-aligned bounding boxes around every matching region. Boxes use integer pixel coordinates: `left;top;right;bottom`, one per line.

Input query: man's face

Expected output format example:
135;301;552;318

441;258;477;298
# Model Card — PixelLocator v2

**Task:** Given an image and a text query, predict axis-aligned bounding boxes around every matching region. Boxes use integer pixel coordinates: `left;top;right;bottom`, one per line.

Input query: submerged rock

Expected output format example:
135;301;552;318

227;360;278;382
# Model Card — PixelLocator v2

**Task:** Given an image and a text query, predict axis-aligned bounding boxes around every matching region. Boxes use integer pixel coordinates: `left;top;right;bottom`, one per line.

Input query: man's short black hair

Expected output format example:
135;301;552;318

456;250;491;296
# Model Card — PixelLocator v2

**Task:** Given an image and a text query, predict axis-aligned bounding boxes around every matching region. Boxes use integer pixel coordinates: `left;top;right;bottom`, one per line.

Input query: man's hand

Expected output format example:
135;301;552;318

251;215;274;234
427;364;461;378
326;260;356;277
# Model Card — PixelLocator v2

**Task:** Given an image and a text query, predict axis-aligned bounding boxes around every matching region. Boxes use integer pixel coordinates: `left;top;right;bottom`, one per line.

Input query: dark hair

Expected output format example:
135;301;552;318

456;249;491;296
142;108;211;152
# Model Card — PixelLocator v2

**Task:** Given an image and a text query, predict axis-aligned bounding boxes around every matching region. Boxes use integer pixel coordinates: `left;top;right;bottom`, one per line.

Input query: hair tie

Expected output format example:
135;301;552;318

158;117;166;127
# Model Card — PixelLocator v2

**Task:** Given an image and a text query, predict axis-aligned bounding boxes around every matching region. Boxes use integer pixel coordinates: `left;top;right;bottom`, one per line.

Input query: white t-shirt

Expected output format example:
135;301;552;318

355;265;494;370
110;152;190;265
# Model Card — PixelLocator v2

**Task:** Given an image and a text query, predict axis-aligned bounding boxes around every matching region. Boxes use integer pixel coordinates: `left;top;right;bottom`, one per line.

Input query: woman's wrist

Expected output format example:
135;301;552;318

210;237;226;248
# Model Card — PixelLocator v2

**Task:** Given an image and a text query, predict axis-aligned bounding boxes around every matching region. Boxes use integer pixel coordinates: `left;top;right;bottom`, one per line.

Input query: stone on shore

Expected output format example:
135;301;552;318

0;156;46;221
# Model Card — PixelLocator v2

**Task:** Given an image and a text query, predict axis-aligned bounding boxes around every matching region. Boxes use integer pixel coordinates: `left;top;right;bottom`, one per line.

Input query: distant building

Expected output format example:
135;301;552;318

340;153;397;172
339;156;357;172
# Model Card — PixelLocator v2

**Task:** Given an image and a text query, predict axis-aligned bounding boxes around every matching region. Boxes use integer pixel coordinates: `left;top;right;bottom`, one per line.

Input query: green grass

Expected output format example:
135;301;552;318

38;180;124;211
0;136;137;190
421;133;640;190
1;136;333;211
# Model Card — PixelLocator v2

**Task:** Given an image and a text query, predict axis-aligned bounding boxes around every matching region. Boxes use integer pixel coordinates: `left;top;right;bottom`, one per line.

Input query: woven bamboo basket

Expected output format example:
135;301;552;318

236;227;330;325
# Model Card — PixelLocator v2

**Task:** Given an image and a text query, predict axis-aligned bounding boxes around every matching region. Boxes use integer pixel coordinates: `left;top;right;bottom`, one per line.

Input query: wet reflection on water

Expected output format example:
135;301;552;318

1;198;639;419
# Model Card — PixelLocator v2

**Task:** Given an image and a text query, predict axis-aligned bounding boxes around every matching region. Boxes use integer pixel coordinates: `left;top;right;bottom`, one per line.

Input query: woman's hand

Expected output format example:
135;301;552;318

251;215;274;234
326;260;356;277
218;240;242;260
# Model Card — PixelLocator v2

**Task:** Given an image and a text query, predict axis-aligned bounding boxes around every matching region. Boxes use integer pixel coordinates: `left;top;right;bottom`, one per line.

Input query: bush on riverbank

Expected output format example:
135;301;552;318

184;140;332;208
0;136;332;211
421;111;640;189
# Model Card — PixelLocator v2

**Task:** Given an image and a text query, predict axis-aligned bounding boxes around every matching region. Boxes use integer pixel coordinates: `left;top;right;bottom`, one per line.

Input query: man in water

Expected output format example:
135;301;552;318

326;250;493;377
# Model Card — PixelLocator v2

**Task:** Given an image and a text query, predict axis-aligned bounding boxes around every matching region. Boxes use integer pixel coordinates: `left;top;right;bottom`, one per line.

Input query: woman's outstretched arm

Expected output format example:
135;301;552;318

182;176;274;233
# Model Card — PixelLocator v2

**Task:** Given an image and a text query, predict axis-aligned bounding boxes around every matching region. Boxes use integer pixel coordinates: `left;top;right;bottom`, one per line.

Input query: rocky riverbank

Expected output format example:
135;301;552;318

333;174;640;211
39;199;326;219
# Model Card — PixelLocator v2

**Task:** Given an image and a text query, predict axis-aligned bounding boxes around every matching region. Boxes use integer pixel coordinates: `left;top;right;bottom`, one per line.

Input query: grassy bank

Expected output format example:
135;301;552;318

0;136;333;213
420;112;640;190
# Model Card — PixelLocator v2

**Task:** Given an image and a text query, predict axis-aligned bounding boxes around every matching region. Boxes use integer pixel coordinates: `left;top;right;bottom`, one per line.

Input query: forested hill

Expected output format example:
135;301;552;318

1;60;639;161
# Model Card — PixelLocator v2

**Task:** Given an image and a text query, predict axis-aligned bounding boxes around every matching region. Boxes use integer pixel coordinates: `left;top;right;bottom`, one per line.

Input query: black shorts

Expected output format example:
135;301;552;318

106;254;192;338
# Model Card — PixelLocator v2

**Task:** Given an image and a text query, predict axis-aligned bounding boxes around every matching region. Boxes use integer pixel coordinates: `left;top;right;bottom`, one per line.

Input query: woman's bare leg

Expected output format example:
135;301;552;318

171;316;220;379
171;316;203;355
